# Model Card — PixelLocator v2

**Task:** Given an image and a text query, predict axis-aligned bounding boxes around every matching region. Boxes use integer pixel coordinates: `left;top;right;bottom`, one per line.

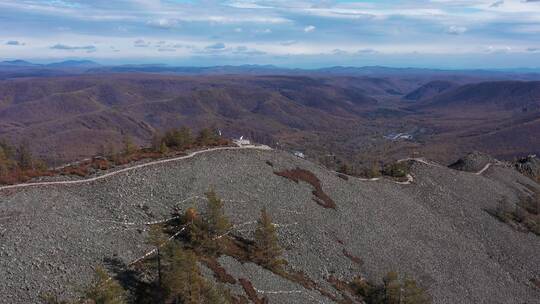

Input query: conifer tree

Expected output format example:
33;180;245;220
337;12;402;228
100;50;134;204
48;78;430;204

0;146;10;176
146;224;168;287
205;189;232;237
162;243;203;304
197;128;217;146
383;271;401;304
122;135;137;156
17;142;33;170
190;190;231;253
402;278;431;304
252;207;283;269
82;266;127;304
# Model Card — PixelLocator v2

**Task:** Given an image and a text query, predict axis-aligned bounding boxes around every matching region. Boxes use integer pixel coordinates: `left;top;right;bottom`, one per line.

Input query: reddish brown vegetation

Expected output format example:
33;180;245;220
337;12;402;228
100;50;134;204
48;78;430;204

0;131;231;186
327;276;363;304
231;295;249;304
342;249;363;265
274;167;336;209
0;168;53;185
239;278;268;304
200;256;237;284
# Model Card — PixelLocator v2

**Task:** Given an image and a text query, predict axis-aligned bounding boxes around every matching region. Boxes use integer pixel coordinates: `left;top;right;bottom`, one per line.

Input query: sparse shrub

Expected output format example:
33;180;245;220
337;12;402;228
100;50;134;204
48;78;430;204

492;194;539;236
383;162;409;178
494;197;514;223
40;293;71;304
362;163;382;179
351;276;374;298
354;271;431;304
338;163;351;175
82;266;127;304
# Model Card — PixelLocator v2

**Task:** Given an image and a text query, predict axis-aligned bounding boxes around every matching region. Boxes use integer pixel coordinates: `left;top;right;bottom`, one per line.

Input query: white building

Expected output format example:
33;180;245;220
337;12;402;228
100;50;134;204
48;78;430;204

293;151;305;159
233;136;251;146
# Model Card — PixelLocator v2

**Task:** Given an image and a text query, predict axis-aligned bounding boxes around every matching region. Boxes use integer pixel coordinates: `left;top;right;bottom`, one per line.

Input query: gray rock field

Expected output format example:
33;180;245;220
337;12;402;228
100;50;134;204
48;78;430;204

0;148;539;303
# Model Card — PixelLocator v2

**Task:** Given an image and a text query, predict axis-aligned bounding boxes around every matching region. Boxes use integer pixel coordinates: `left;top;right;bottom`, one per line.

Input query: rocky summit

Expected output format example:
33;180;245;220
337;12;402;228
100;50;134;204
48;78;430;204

0;147;539;304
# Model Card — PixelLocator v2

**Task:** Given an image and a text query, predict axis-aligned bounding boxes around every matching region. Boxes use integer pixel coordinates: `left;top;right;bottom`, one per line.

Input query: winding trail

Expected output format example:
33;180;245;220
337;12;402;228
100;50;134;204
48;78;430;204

338;157;494;185
0;146;495;192
0;145;271;192
475;163;492;175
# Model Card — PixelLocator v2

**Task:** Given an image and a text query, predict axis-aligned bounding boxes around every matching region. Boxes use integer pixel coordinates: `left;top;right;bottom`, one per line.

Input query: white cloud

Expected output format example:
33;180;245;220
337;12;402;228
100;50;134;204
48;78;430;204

147;18;177;29
447;25;468;35
304;25;316;32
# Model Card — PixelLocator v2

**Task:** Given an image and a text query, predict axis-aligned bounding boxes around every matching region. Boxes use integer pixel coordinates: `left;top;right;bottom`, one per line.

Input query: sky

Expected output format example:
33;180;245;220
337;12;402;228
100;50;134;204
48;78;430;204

0;0;540;68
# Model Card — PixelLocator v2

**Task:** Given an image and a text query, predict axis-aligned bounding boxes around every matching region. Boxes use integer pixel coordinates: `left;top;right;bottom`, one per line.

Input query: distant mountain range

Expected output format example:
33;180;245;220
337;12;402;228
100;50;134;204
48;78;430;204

0;59;101;68
1;59;540;80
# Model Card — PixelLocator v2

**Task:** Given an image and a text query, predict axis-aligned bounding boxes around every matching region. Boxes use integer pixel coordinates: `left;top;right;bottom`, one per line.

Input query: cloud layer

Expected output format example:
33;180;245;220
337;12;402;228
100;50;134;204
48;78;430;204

0;0;539;68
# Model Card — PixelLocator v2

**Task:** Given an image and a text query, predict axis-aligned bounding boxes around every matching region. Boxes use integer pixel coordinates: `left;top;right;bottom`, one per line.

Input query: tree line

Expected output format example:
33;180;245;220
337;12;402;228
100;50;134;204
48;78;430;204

0;140;47;185
0;126;228;185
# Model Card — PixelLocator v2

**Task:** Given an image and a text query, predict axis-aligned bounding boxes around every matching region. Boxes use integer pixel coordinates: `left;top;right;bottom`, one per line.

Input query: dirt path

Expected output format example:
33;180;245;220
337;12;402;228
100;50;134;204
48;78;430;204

342;157;494;185
0;145;271;191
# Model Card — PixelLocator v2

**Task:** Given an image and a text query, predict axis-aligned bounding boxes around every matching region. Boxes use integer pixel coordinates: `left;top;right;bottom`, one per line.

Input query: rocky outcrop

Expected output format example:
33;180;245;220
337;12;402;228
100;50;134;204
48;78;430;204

515;154;540;182
0;148;539;303
448;151;495;173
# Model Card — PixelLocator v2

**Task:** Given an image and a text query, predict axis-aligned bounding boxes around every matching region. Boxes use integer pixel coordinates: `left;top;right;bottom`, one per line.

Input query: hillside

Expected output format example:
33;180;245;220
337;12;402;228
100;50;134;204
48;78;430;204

1;74;540;167
0;74;379;162
418;81;540;112
403;81;458;101
0;147;538;303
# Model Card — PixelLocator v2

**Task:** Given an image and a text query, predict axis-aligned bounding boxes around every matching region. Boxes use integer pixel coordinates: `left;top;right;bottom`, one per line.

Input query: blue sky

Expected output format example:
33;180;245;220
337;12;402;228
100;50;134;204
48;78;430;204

0;0;540;68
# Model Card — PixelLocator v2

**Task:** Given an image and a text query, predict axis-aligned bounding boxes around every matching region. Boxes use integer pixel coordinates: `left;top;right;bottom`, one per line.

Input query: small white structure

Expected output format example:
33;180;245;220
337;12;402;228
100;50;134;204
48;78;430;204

233;136;251;146
293;151;305;159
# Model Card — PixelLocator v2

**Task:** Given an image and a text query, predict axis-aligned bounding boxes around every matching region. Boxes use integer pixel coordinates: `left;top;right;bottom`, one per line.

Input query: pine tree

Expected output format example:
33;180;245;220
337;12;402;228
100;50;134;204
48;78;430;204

162;243;203;304
82;266;127;304
122;135;137;156
190;190;231;253
252;207;283;269
0;146;10;176
197;128;217;146
17;142;33;170
383;271;401;304
402;278;431;304
146;225;168;287
205;189;232;237
159;141;169;154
